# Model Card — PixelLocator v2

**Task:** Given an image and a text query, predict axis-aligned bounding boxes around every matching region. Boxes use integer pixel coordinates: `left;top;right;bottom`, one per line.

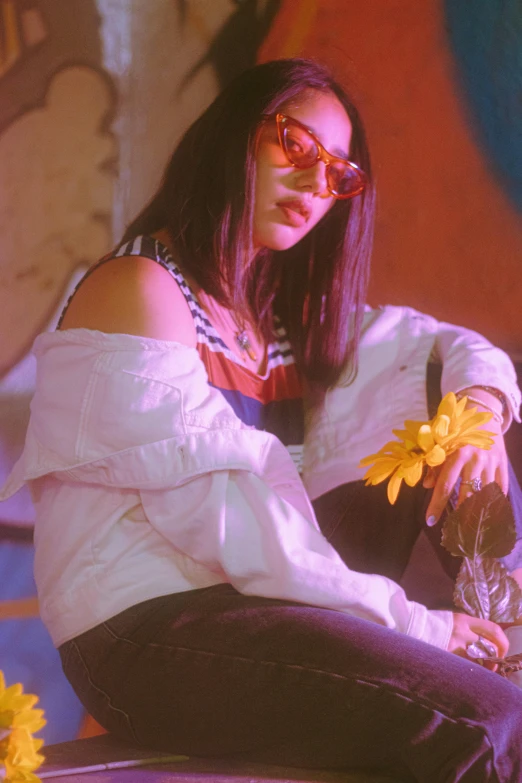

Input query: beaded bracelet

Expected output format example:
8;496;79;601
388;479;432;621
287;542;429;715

459;394;504;425
456;385;507;415
477;385;508;414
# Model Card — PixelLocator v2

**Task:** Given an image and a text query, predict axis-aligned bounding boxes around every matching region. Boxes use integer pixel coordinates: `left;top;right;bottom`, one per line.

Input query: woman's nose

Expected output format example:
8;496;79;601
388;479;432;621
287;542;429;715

295;160;330;196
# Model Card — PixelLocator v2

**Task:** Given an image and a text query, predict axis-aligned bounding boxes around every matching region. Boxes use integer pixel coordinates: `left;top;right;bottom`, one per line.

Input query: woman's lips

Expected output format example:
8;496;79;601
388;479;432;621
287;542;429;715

276;201;310;228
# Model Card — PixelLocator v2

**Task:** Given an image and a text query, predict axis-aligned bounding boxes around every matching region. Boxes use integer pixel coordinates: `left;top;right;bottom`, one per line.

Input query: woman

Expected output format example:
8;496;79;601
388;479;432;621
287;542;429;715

2;58;522;782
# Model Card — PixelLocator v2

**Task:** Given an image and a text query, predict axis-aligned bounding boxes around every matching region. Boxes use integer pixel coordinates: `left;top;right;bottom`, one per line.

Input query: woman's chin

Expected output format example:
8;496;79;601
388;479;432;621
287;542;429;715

254;226;307;252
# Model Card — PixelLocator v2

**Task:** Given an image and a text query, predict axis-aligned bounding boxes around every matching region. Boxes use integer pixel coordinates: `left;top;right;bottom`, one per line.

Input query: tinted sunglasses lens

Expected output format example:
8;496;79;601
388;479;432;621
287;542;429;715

327;161;366;198
282;124;318;167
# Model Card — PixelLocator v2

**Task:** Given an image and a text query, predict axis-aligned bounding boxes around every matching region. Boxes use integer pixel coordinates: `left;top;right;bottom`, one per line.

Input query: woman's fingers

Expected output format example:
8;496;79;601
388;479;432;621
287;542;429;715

457;460;495;506
449;613;510;660
476;621;510;659
422;466;437;489
425;440;508;526
496;458;510;496
425;452;463;525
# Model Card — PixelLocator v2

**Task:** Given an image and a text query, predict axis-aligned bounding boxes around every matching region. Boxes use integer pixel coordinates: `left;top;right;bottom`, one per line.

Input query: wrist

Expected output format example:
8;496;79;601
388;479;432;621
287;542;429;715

456;387;505;427
459;385;506;413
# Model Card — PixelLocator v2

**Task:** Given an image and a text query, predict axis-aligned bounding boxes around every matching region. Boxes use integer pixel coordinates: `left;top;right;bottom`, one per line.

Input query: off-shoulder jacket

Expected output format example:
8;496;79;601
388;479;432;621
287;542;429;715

1;307;519;650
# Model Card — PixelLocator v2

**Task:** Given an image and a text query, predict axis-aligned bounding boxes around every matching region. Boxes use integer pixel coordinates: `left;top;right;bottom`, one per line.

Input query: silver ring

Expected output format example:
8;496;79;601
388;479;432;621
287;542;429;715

461;477;483;493
466;635;497;660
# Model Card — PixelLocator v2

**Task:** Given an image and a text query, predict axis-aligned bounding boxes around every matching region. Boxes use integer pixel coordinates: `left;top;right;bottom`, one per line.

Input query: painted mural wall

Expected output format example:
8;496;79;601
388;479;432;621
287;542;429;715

261;0;522;355
0;0;520;743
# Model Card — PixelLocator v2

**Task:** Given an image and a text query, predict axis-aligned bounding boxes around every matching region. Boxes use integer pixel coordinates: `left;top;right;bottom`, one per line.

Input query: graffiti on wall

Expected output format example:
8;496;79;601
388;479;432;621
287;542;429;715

445;0;522;212
0;0;287;745
0;0;119;746
0;0;116;377
178;0;282;90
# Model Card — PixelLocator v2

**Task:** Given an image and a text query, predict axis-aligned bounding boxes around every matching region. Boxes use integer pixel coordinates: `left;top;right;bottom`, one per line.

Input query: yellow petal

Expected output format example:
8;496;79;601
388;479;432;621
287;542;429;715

402;458;424;487
403;420;425;441
457;413;494;435
12;709;46;733
0;709;15;729
417;424;435;453
4;694;38;714
7;772;43;782
455;395;468;417
452;406;481;427
437;391;457;419
0;684;23;707
381;440;411;455
431;414;450;441
5;728;44;771
391;428;410;440
363;458;400;485
358;450;389;467
425;444;446;466
387;472;403;504
453;433;495;449
359;441;411;467
391;429;418;450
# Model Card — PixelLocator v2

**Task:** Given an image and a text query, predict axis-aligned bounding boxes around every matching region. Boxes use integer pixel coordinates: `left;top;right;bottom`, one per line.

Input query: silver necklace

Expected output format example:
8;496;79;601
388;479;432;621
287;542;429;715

235;328;257;362
200;291;258;362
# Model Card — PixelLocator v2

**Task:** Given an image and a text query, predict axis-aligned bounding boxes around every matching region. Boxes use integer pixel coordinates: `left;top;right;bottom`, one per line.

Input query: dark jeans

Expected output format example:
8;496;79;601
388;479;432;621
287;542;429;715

313;461;522;603
60;579;522;783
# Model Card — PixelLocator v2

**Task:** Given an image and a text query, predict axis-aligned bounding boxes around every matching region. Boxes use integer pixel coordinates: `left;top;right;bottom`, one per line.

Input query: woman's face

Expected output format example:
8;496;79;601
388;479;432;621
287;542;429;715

253;90;353;251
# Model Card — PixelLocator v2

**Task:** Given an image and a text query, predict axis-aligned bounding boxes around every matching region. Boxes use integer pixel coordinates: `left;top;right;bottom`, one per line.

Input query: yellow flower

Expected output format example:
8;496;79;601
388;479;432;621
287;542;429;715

359;392;495;504
0;672;45;783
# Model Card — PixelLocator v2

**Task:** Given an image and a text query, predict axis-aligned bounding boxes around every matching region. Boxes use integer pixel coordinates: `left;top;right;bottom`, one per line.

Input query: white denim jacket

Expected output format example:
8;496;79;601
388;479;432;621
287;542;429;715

0;327;454;650
302;305;521;500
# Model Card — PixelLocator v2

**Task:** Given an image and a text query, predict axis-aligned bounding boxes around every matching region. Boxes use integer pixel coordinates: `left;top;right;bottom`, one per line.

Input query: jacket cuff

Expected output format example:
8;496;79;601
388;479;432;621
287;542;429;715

442;371;521;431
406;603;454;650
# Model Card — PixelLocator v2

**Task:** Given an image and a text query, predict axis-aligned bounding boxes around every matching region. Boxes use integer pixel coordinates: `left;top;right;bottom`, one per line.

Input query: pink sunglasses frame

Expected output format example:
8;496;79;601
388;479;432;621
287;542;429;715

273;112;367;200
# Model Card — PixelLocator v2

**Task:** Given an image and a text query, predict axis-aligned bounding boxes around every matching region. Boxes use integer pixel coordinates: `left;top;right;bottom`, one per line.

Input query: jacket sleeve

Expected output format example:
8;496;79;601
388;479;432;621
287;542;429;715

5;329;454;651
137;462;453;650
430;314;521;429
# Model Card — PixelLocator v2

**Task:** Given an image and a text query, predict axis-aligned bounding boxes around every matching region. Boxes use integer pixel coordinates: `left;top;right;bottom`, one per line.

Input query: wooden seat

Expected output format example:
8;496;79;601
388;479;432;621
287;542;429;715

39;734;403;782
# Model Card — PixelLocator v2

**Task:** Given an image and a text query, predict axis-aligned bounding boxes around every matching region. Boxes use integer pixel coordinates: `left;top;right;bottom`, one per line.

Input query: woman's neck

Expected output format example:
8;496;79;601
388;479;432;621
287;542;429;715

152;229;267;375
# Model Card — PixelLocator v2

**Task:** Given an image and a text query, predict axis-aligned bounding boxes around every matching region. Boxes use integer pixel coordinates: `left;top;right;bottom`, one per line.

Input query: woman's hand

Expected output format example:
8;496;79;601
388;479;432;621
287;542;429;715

449;613;509;669
424;389;508;526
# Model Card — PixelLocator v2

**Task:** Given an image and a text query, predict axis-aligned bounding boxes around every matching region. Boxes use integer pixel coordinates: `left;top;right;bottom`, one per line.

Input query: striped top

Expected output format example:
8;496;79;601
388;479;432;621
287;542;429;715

58;235;304;458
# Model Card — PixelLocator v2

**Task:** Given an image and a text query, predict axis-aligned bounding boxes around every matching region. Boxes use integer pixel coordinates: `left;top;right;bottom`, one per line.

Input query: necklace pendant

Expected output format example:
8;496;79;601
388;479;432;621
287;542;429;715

235;330;257;362
245;344;258;362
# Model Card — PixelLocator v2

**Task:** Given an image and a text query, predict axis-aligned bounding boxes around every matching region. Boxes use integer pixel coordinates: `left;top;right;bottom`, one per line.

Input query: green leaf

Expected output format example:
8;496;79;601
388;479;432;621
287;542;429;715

441;482;516;559
454;556;522;622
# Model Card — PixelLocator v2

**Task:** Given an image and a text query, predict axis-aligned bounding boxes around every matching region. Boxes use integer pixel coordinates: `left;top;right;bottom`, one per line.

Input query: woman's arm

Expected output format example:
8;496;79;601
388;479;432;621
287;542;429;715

434;318;520;430
424;320;520;524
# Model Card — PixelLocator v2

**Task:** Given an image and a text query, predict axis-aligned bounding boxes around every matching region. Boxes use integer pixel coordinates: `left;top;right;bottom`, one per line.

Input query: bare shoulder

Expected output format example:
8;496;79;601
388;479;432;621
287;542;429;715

59;255;197;347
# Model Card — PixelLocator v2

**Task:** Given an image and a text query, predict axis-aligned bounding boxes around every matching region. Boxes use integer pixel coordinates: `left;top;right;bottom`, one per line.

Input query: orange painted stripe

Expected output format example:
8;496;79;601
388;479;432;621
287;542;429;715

0;597;39;620
78;714;107;739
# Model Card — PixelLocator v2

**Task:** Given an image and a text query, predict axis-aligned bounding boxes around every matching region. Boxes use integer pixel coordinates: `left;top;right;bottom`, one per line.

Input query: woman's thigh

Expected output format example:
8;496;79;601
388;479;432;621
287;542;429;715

312;480;425;582
60;585;522;783
313;462;522;585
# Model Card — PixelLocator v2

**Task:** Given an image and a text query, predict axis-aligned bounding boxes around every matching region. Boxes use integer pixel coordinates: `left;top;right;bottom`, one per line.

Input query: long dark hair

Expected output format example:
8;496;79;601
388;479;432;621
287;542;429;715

124;58;375;391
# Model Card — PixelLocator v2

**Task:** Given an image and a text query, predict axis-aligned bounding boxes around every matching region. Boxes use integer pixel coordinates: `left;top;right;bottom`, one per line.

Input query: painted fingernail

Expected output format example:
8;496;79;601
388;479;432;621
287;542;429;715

426;515;437;527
